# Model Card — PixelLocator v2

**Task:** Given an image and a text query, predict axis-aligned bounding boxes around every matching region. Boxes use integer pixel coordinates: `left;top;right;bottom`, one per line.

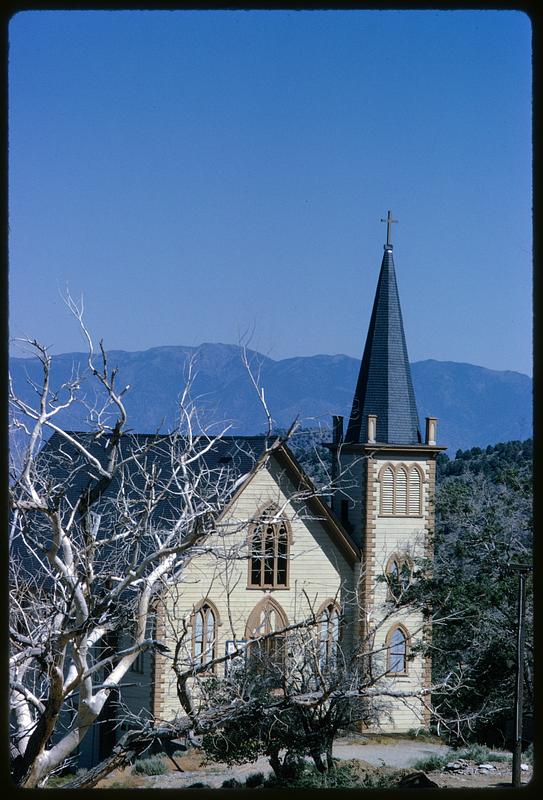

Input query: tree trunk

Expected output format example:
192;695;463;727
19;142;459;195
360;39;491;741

326;741;335;771
62;724;191;790
268;747;283;779
311;749;327;773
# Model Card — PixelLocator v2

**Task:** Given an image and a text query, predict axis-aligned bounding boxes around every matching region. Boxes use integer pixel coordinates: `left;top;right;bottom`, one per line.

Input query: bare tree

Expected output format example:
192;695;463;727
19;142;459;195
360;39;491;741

9;306;466;789
165;565;462;782
9;300;303;788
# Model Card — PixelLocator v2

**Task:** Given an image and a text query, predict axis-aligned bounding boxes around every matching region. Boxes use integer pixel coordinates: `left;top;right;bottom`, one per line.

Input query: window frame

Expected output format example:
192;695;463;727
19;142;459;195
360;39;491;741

244;597;289;678
247;505;291;589
190;599;220;675
385;554;413;602
316;599;341;670
385;624;410;676
378;463;424;517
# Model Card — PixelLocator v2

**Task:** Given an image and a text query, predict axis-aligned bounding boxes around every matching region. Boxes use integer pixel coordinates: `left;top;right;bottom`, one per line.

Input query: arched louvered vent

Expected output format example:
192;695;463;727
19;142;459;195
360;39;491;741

381;467;394;514
395;468;408;514
380;464;424;517
409;467;422;515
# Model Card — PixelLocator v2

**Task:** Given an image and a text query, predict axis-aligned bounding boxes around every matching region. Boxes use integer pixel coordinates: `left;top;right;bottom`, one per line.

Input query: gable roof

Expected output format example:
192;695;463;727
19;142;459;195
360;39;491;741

37;431;359;564
271;444;360;565
39;431;270;524
345;245;422;445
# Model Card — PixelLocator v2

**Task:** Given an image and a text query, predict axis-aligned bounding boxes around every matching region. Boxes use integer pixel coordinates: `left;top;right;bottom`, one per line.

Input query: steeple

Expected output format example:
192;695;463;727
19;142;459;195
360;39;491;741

345;217;421;445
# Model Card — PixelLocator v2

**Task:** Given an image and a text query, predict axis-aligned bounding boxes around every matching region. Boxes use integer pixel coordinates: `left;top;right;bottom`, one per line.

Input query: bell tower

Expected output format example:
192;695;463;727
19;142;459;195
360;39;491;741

330;213;446;731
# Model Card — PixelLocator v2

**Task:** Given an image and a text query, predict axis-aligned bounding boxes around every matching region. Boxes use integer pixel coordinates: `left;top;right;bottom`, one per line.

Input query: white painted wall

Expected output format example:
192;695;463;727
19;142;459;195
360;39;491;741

156;457;356;721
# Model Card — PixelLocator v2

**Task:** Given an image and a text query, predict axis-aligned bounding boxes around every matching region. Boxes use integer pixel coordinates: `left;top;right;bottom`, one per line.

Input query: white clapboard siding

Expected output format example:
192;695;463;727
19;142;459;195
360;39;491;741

155;458;356;722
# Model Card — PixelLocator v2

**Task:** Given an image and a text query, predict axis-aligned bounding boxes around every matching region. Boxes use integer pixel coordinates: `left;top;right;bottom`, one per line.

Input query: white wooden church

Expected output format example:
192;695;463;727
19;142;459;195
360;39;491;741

80;218;444;764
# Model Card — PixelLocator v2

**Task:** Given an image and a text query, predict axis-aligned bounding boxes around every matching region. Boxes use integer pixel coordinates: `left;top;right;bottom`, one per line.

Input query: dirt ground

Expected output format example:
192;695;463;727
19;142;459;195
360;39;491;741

94;736;533;790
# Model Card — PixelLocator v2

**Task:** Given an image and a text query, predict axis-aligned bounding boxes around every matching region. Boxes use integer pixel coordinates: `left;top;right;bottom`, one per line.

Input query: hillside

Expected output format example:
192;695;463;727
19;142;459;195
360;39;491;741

9;344;532;455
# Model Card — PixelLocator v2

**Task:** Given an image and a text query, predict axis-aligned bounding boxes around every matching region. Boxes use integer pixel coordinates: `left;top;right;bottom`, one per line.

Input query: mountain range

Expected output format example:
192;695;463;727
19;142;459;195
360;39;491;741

9;343;532;455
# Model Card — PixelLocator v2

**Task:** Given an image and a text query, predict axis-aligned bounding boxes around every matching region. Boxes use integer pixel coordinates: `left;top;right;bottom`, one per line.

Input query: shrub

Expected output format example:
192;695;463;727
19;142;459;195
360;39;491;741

524;743;533;765
133;755;168;775
359;772;403;788
456;744;511;764
44;773;77;788
245;772;265;787
405;727;441;742
264;762;360;789
222;777;243;788
187;782;211;788
411;753;450;773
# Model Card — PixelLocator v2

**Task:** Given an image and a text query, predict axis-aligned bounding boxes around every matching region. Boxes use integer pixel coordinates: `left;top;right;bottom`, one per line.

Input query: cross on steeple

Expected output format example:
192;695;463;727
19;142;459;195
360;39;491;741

381;210;398;247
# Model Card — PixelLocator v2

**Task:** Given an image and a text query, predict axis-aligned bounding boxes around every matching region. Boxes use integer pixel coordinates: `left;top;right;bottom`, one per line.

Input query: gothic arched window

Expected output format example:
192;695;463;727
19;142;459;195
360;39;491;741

317;601;341;669
245;598;288;681
386;625;409;675
385;555;412;601
191;601;219;672
379;464;423;517
248;506;290;589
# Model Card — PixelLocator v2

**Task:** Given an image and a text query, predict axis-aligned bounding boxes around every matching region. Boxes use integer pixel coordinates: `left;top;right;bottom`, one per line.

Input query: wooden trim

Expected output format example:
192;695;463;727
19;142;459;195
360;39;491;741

151;598;166;719
244;596;289;639
189;597;222;627
216;442;359;567
189;599;220;676
384;623;411;677
422;458;437;726
315;598;342;662
359;458;377;643
384;553;413;602
315;597;341;618
377;462;424;518
274;444;360;564
246;503;291;590
326;442;447;455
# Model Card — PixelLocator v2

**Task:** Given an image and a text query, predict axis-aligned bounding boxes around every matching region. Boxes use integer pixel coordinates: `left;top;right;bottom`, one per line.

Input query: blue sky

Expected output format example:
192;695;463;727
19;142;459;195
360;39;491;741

9;10;532;375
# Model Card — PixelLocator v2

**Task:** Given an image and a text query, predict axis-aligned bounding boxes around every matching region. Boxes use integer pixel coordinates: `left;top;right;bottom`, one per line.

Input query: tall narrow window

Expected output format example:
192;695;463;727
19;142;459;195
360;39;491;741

387;559;400;598
191;602;217;671
318;602;340;670
248;506;290;588
381;467;394;515
386;555;412;601
395;467;408;514
387;626;408;674
245;598;288;682
408;466;422;515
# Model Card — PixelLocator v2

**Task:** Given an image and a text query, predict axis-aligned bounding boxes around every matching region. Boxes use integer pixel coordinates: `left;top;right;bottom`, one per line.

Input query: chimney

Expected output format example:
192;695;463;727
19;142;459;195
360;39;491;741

333;415;344;444
367;414;377;444
425;417;437;446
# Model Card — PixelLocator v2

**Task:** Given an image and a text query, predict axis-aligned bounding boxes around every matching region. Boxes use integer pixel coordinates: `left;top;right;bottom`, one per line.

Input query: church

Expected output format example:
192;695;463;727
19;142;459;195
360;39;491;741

38;216;445;768
120;215;445;751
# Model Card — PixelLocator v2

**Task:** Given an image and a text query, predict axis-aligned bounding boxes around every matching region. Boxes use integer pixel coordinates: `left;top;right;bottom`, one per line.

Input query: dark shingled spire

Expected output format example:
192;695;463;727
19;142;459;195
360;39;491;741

345;244;422;445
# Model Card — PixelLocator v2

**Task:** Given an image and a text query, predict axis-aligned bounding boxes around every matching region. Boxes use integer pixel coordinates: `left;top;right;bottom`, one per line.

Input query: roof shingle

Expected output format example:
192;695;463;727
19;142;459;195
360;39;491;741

345;246;422;445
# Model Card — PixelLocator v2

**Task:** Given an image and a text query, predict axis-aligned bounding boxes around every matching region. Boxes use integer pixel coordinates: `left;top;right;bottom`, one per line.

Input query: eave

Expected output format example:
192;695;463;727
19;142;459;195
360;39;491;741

273;443;360;565
324;442;447;456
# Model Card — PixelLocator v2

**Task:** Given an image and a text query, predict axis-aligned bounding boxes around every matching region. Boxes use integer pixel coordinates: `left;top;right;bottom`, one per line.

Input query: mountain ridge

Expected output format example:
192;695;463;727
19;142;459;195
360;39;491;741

9;344;532;455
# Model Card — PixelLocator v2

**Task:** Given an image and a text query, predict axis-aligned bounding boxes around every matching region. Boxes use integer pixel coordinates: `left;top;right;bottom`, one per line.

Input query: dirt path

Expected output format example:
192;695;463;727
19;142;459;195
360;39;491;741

334;738;449;768
96;737;532;790
101;738;452;789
